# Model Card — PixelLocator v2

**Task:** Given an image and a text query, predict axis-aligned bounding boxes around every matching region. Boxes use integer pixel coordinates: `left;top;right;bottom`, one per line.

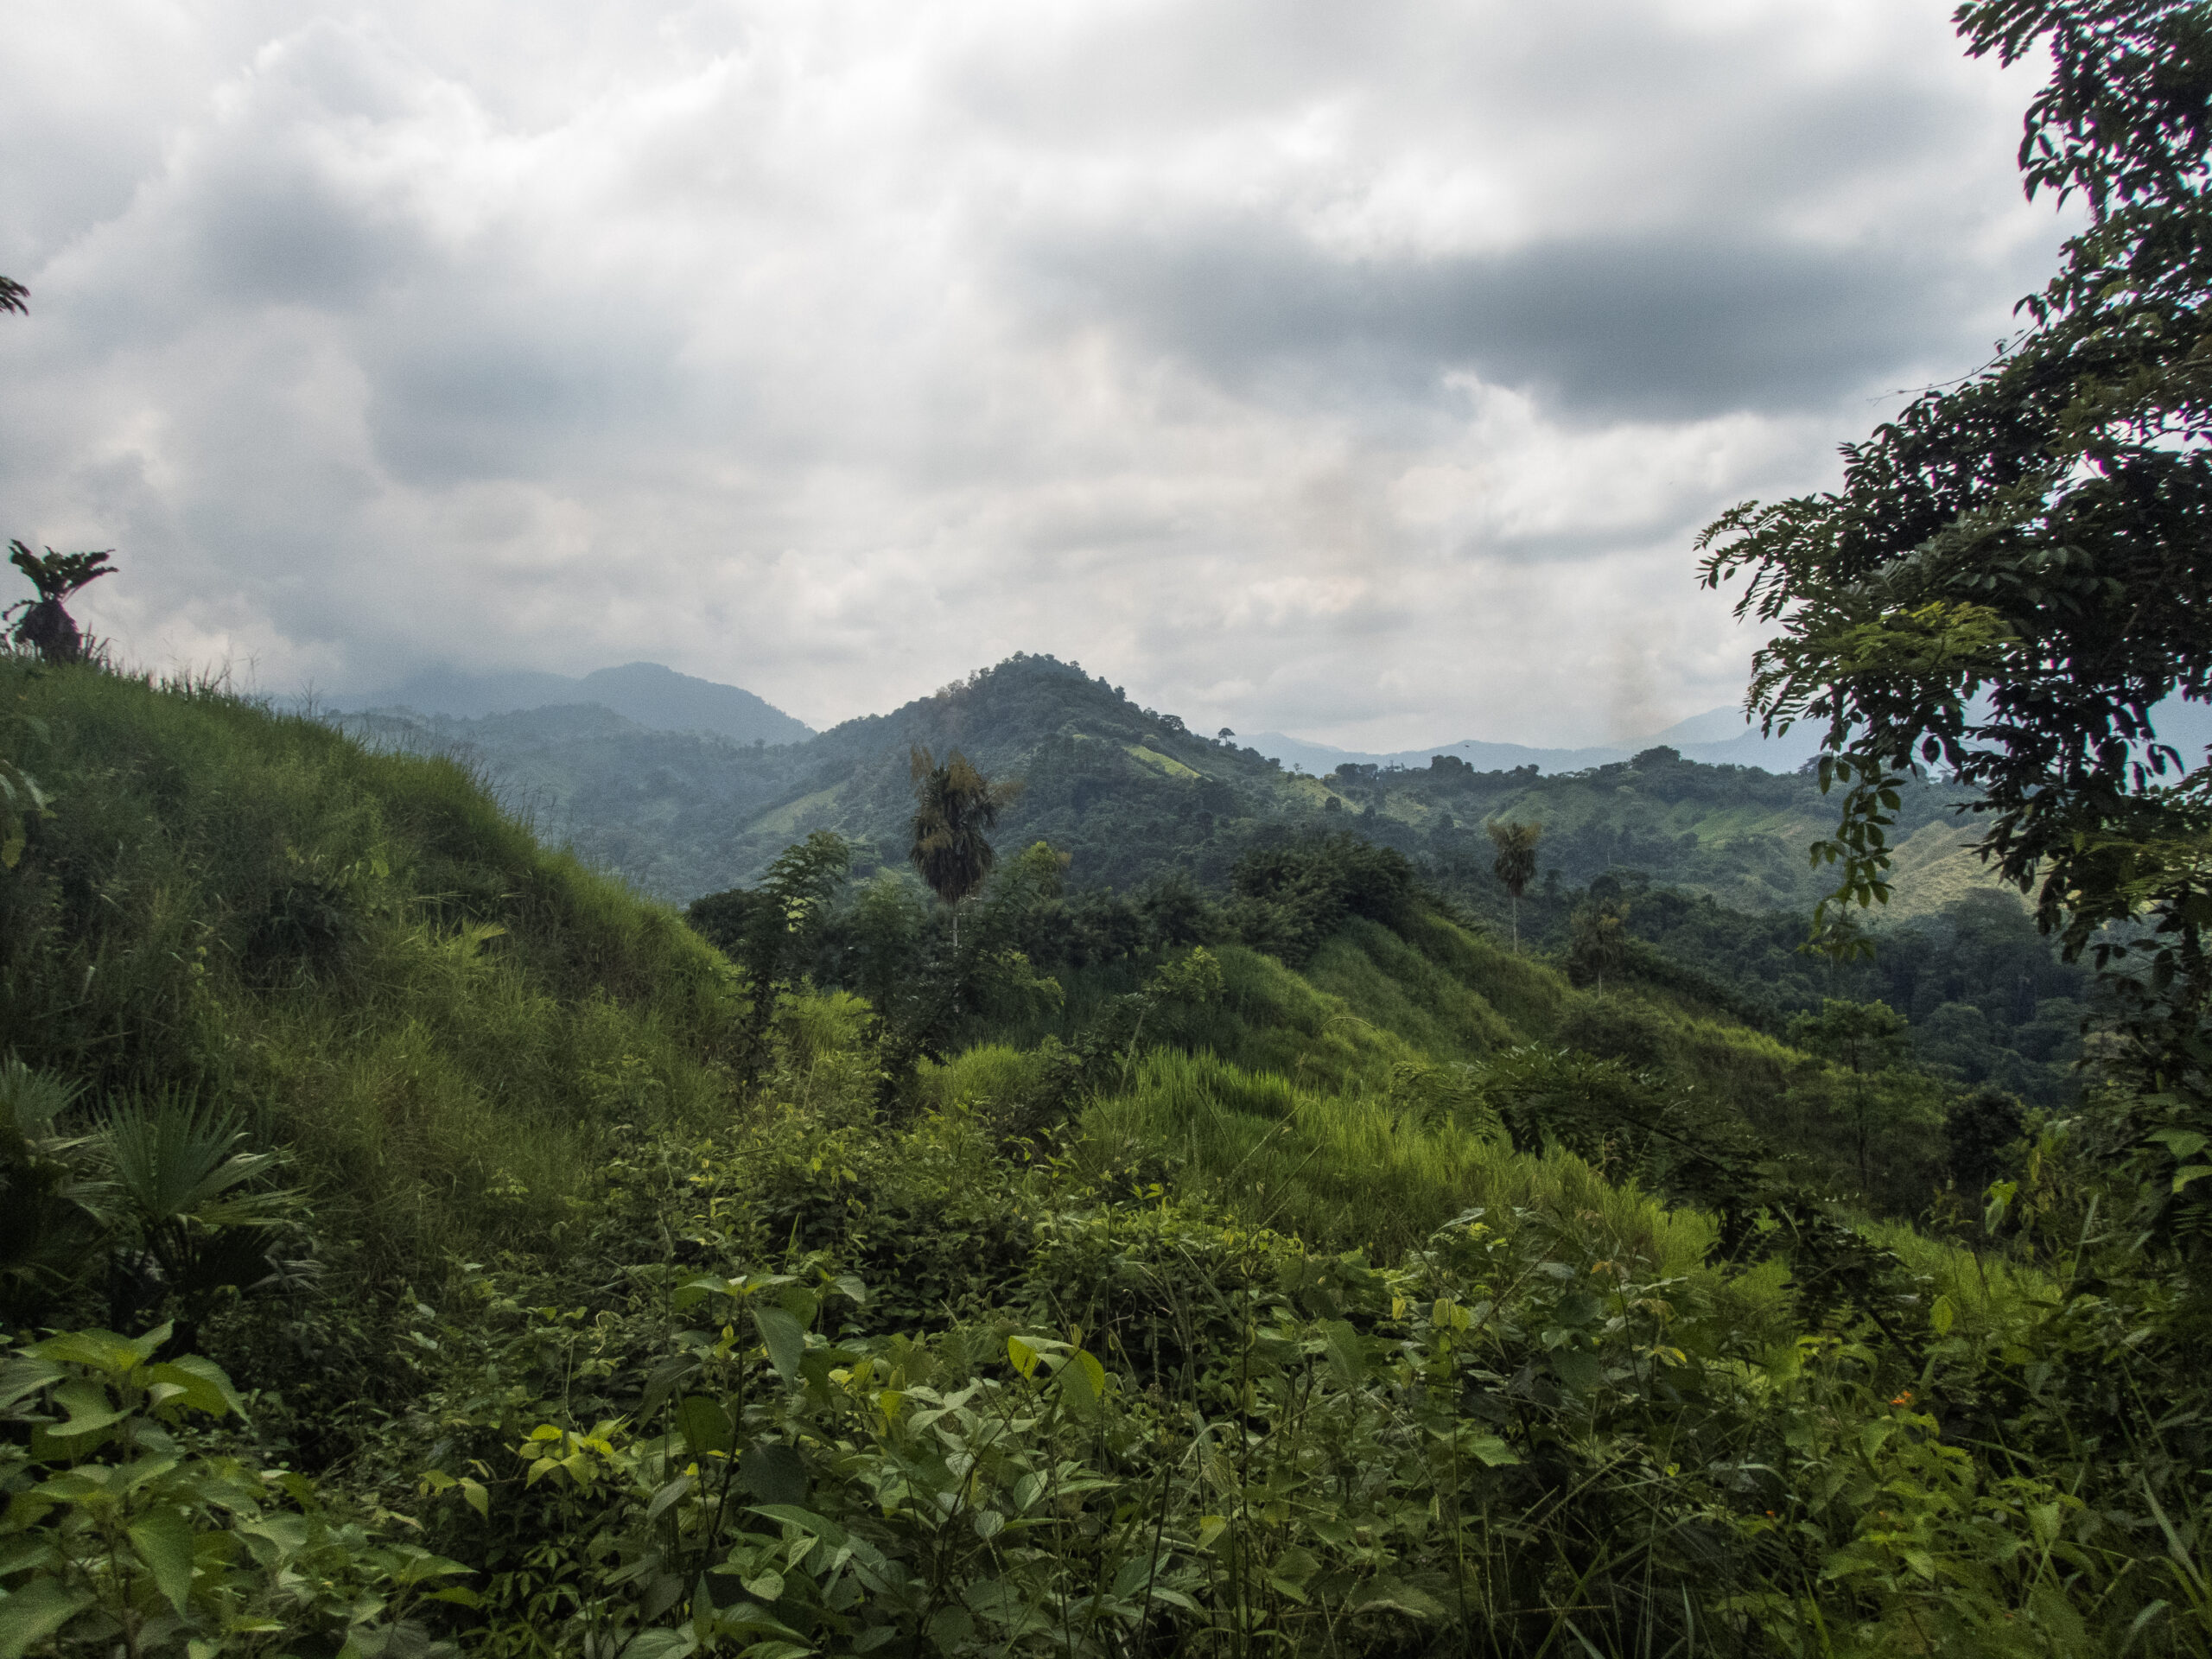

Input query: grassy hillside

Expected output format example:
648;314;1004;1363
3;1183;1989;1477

2;659;741;1272
1;663;2195;1659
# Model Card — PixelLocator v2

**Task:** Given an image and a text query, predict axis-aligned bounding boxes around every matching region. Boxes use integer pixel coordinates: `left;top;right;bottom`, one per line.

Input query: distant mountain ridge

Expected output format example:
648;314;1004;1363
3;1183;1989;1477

329;653;1978;916
330;661;813;746
326;652;2212;914
1250;693;2212;778
1248;712;1826;777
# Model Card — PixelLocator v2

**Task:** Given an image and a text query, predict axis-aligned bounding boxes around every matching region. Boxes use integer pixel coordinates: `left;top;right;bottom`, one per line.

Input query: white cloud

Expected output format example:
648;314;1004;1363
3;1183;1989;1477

1;0;2073;746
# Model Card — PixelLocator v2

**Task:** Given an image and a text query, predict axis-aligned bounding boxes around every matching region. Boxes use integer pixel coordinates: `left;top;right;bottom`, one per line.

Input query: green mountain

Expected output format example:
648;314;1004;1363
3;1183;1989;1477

341;651;2006;916
0;656;2186;1657
335;659;816;745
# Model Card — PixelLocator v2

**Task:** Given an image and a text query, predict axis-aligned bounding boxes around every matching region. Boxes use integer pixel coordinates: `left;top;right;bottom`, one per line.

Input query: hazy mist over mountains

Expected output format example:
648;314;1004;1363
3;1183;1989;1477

1246;705;1830;777
334;658;1834;774
332;660;814;747
338;658;2212;782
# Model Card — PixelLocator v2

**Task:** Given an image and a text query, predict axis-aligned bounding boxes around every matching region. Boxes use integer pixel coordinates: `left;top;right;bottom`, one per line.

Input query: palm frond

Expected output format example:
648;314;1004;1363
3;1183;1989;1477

99;1094;289;1226
0;1057;83;1137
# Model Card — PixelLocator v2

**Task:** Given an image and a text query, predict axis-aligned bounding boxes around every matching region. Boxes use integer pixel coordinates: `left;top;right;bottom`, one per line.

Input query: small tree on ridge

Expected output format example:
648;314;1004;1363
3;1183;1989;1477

1487;819;1541;952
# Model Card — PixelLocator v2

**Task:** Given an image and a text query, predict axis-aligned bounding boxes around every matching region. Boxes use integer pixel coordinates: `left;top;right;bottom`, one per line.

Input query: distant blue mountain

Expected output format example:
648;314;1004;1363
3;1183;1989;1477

1245;708;1823;776
329;661;814;746
1249;695;2212;779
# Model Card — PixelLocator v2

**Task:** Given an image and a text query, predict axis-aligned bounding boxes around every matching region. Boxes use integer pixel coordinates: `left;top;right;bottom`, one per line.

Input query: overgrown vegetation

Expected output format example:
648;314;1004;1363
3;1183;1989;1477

0;636;2202;1657
3;3;2211;1654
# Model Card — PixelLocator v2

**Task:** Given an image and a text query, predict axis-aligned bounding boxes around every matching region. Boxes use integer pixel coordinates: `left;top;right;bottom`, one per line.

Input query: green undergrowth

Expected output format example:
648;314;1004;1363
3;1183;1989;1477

0;660;741;1273
1076;1046;1722;1267
5;666;2209;1656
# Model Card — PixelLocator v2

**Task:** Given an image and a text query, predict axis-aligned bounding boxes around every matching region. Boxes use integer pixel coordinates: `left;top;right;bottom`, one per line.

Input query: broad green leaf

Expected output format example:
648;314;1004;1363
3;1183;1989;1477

639;1352;700;1420
0;1358;61;1413
753;1306;806;1385
142;1357;247;1421
739;1442;808;1506
2149;1128;2209;1161
777;1286;818;1327
676;1396;734;1458
237;1514;309;1565
1465;1434;1519;1467
623;1630;699;1659
647;1473;694;1523
34;1325;168;1376
129;1508;197;1618
1006;1337;1039;1379
1320;1319;1368;1384
45;1379;127;1439
1550;1346;1602;1394
1058;1349;1103;1421
1306;1514;1354;1545
1350;1576;1446;1619
0;1540;59;1579
0;1575;93;1659
749;1502;843;1540
1930;1295;1956;1337
927;1607;976;1649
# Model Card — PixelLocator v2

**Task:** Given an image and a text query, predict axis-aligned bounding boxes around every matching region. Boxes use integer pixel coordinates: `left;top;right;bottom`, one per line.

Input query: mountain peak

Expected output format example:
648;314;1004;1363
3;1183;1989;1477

330;661;813;746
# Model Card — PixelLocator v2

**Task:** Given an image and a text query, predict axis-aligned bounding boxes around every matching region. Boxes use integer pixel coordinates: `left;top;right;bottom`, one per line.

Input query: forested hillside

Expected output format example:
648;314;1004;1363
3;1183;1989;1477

4;3;2210;1655
346;652;2077;1104
344;652;2001;918
0;649;2191;1658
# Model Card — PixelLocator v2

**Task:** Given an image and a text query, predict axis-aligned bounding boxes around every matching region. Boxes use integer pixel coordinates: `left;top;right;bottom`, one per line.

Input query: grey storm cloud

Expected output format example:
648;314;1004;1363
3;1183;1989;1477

190;156;423;311
0;0;2077;748
362;305;690;487
1020;220;1993;423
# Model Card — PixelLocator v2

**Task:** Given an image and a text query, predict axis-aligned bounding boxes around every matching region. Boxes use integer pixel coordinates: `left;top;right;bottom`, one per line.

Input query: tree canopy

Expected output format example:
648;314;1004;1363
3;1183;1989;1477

1702;19;2209;998
907;746;1020;912
6;543;117;664
1700;0;2212;1255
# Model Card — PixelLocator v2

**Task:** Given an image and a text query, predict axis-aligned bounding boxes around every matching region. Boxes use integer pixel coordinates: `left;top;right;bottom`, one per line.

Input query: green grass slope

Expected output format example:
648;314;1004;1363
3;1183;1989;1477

0;661;742;1271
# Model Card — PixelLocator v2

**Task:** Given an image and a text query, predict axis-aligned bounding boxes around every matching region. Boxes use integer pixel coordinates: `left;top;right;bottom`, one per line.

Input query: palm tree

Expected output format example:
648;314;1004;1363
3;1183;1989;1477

7;542;117;664
1486;819;1541;952
908;747;1020;950
99;1096;306;1351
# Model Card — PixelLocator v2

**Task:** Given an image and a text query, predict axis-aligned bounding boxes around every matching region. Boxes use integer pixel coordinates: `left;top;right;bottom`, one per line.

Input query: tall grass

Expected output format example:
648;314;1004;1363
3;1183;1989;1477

0;660;742;1273
1076;1047;1719;1272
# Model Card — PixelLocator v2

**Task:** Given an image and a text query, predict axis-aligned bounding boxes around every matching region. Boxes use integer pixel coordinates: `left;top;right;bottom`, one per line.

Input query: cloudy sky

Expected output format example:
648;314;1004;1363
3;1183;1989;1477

3;0;2070;747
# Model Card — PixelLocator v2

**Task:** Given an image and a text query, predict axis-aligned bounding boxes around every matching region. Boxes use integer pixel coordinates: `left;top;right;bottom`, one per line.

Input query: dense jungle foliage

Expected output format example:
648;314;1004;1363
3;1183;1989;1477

0;639;2202;1659
6;3;2212;1655
342;654;2082;1107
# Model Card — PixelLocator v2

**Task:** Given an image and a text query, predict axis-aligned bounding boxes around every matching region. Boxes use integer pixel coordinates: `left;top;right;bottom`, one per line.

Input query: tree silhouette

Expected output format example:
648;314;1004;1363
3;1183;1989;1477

1567;898;1629;994
6;542;117;664
908;747;1020;949
0;277;24;317
1486;819;1541;952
